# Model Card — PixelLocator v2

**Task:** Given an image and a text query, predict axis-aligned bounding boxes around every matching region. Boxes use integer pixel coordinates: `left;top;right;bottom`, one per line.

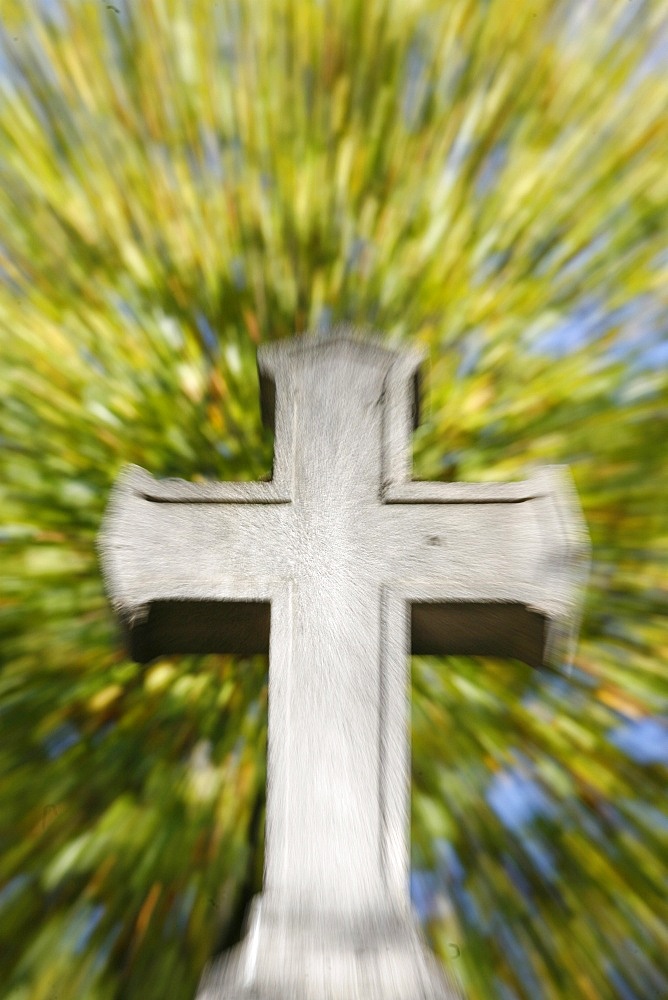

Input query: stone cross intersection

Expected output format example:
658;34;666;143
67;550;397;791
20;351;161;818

99;333;588;1000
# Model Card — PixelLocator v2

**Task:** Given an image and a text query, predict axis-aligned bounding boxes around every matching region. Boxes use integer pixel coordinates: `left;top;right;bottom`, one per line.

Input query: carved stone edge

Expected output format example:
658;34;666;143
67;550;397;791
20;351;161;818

113;463;291;504
526;466;591;668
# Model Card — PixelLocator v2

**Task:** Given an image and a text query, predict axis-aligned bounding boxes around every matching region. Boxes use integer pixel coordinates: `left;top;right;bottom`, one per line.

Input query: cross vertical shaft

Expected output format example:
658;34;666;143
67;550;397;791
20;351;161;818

263;345;406;916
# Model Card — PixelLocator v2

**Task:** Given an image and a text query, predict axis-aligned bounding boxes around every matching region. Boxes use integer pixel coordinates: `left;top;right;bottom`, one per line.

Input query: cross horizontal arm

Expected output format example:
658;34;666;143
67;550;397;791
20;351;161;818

384;467;589;668
98;465;292;662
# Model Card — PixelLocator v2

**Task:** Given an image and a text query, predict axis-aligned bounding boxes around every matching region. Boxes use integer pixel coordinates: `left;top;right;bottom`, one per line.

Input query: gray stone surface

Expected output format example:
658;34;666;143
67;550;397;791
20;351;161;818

98;332;589;999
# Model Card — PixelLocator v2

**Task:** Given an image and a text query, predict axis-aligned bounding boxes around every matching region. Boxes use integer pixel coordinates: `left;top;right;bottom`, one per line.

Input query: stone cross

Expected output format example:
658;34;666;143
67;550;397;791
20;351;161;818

99;333;588;1000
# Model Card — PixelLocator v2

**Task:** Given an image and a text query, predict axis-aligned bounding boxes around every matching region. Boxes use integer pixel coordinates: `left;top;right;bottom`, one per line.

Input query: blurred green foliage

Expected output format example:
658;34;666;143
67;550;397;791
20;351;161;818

0;1;666;998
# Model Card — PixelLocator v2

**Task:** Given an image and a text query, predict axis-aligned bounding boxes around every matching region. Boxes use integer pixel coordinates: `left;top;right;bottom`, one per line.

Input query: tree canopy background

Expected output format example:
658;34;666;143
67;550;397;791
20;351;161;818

0;1;666;998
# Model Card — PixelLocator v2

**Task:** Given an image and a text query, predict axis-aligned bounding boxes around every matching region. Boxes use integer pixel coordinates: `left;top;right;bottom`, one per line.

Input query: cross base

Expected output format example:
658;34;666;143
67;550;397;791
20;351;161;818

196;896;465;1000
